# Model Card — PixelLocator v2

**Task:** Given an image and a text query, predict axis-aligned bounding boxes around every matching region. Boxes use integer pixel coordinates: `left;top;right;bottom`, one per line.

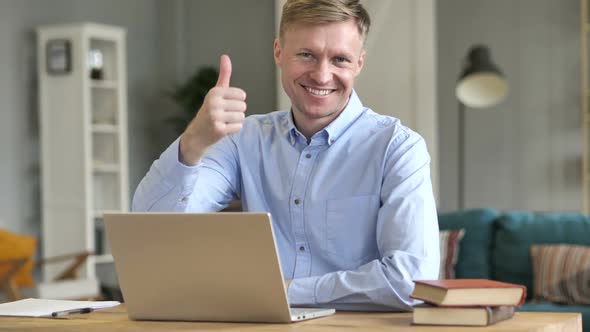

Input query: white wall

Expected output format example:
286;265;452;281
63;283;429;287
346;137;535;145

1;0;581;241
0;0;278;236
437;0;581;212
159;0;277;118
0;0;162;236
356;0;438;199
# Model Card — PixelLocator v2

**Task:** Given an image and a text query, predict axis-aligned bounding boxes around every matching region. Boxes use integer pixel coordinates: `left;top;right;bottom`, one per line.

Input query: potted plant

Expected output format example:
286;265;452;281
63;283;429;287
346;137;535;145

168;66;219;134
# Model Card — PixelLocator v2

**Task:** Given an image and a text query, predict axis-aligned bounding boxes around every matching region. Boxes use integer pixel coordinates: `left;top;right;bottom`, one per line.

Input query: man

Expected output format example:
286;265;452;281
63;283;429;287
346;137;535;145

133;0;439;311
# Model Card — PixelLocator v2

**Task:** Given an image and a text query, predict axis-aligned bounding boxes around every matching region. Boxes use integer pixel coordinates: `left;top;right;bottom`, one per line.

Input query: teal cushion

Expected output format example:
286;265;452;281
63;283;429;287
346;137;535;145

518;302;590;332
493;211;590;300
438;208;499;279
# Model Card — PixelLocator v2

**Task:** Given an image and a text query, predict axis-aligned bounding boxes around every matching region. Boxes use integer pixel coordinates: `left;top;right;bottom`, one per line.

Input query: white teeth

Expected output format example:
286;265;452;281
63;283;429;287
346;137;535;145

305;87;332;96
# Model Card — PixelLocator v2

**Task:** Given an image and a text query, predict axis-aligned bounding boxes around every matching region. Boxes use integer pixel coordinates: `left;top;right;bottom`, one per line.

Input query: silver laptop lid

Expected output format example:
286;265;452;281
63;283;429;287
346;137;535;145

104;212;293;323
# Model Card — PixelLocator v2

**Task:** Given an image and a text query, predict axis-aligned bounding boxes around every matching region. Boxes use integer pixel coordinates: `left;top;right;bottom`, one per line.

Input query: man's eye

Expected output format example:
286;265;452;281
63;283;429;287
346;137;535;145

334;56;350;63
298;52;312;58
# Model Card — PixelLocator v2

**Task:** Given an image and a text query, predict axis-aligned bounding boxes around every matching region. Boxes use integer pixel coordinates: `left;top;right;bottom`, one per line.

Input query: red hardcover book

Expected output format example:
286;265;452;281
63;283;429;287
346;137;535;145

411;279;526;306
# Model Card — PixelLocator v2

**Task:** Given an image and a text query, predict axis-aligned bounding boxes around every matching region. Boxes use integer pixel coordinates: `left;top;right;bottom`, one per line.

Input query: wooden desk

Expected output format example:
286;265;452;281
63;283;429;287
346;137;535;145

0;305;581;331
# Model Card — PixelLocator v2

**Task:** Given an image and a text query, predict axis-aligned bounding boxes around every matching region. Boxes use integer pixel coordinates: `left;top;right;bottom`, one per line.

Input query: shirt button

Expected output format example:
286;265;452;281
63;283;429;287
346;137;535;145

330;139;335;144
181;197;187;202
294;198;301;205
305;153;311;159
299;246;305;252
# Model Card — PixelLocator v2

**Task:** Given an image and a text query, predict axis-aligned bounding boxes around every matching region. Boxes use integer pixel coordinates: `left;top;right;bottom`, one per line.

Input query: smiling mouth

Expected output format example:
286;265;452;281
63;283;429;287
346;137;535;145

301;85;335;96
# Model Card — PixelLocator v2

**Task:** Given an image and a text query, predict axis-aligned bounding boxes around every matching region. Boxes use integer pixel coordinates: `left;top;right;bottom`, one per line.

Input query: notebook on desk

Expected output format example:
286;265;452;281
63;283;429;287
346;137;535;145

103;212;335;323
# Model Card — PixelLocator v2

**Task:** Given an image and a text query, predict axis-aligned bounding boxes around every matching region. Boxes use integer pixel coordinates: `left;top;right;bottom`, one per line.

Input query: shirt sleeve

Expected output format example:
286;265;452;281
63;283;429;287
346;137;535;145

287;133;440;311
131;136;241;212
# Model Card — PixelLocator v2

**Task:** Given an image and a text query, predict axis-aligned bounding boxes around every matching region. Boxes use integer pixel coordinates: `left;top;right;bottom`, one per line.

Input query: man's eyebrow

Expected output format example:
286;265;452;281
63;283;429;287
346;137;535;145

333;50;355;59
295;48;356;59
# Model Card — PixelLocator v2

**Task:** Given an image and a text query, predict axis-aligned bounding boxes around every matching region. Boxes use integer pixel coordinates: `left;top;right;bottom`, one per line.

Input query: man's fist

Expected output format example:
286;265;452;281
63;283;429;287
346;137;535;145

179;55;247;165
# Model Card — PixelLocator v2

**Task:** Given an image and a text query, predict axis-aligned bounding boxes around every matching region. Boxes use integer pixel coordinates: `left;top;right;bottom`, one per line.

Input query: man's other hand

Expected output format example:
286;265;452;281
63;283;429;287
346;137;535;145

179;54;247;165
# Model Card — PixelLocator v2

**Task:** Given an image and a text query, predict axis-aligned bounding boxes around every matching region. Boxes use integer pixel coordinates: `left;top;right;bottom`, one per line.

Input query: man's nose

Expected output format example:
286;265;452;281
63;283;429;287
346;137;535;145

309;60;331;85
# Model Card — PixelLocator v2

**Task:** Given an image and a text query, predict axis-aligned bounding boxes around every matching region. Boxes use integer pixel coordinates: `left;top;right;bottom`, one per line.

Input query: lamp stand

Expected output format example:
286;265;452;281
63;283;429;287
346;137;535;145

458;102;466;209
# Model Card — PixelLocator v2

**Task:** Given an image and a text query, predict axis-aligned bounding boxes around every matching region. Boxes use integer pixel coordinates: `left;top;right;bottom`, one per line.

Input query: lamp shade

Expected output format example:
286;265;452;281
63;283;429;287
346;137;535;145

455;45;508;108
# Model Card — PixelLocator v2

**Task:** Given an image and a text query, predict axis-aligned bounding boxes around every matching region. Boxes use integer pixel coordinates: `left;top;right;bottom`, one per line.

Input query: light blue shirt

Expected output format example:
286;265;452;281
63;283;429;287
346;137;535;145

132;90;439;311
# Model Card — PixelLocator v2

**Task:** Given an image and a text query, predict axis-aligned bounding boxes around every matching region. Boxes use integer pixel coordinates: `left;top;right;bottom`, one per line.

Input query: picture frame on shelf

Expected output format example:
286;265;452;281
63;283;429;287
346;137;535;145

46;39;71;75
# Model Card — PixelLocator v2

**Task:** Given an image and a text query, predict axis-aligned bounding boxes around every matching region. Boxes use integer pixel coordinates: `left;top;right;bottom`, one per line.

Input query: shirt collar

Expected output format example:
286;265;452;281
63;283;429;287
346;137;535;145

286;89;364;146
322;89;364;145
286;109;304;145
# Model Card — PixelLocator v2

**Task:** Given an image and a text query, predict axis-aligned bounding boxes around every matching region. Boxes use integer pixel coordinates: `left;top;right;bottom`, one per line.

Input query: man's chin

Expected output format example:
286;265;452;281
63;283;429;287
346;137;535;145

298;107;340;120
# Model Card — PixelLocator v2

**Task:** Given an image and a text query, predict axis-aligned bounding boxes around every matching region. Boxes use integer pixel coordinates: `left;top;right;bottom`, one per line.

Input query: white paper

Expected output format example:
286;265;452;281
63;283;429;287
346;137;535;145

0;298;120;317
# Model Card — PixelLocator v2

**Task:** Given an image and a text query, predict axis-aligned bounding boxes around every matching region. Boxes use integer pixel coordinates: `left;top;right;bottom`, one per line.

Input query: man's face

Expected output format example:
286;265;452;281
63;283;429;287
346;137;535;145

274;20;365;126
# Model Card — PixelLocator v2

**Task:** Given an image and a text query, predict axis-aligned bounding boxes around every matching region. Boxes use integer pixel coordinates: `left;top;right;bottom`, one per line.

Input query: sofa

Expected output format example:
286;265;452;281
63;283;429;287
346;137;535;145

439;208;590;331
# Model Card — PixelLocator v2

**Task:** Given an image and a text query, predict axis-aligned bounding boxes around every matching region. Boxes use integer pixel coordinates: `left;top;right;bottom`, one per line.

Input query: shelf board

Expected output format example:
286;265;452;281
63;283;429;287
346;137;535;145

94;254;114;264
91;124;118;133
90;80;118;89
93;163;120;173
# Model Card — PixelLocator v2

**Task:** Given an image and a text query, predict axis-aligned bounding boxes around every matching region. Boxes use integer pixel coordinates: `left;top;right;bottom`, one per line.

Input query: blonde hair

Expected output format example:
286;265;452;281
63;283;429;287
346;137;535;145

279;0;370;41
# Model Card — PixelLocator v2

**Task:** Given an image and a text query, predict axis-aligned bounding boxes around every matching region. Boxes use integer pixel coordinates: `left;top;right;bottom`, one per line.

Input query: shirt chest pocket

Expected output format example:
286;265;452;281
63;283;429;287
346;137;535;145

325;195;380;266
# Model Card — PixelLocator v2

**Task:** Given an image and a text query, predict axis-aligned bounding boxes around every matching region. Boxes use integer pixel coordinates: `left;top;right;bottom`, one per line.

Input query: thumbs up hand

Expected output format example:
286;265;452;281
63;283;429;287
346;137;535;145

179;54;247;165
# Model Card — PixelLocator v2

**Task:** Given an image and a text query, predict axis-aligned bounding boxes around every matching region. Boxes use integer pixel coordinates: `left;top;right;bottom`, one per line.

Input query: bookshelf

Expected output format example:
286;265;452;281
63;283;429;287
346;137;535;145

37;23;129;283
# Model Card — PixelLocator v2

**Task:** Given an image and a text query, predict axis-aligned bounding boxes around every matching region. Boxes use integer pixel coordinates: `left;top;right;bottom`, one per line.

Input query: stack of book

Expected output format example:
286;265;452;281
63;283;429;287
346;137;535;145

410;279;527;326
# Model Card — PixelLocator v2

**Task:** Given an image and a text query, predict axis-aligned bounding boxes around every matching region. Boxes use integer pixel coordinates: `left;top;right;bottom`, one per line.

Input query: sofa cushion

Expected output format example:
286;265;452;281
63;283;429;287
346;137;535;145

439;229;465;279
493;212;590;300
438;208;498;279
530;244;590;304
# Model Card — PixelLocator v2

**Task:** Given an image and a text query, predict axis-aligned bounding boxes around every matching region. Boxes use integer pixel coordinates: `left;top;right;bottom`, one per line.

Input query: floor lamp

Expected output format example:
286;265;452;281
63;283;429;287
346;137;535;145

455;45;508;209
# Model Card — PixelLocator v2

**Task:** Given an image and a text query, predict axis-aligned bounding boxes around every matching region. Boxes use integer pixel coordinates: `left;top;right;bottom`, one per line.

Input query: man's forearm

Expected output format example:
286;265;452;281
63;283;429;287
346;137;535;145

179;132;208;166
287;252;438;311
132;138;200;212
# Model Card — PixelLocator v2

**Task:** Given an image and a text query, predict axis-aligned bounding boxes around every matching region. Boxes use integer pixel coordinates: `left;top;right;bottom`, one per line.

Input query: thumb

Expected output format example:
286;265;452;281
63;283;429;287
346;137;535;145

215;54;232;88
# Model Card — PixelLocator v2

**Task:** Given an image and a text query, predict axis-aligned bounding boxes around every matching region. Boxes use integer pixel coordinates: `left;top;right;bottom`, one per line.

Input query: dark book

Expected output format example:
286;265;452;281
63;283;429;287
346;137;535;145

413;305;515;326
411;279;526;306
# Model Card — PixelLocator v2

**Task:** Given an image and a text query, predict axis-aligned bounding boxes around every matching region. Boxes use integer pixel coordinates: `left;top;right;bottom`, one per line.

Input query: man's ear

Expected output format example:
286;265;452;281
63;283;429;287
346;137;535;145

355;49;366;76
273;38;282;65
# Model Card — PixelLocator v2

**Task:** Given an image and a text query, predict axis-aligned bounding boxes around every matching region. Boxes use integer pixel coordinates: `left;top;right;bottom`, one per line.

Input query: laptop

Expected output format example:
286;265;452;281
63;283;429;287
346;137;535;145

103;212;335;323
